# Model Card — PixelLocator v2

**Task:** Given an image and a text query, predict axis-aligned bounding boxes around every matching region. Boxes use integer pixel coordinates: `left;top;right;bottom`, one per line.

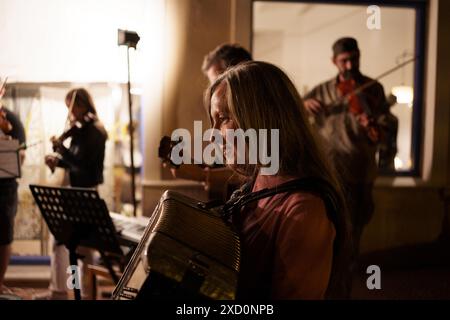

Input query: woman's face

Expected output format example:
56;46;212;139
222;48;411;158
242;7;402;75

210;82;248;172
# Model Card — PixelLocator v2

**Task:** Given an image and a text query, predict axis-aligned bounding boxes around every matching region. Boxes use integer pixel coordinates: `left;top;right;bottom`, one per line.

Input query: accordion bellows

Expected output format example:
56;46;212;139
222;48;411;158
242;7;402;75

113;191;241;300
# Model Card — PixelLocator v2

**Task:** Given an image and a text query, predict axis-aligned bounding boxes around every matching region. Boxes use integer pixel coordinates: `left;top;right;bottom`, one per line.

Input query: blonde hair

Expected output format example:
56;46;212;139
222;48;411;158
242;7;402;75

205;61;351;298
206;61;331;178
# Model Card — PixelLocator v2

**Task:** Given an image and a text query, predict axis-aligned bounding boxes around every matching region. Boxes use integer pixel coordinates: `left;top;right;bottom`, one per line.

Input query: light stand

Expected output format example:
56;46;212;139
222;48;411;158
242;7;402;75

118;29;140;217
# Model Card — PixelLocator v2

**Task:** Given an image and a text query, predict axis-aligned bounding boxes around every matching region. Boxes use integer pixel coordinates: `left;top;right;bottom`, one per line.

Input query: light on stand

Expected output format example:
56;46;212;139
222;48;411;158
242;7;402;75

118;29;140;217
391;85;414;105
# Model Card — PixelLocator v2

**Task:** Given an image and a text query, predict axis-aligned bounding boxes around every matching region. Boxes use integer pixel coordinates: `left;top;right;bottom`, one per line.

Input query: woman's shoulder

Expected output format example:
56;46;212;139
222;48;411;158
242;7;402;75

280;191;328;219
276;191;336;243
252;174;334;225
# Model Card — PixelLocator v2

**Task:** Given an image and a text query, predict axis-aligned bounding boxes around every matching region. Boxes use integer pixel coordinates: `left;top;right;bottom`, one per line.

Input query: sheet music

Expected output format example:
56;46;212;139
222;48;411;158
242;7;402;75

0;139;20;179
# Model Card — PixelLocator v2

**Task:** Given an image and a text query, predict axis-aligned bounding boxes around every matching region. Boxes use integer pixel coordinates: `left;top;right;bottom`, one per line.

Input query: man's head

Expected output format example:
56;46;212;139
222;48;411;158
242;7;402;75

332;37;360;80
202;44;252;84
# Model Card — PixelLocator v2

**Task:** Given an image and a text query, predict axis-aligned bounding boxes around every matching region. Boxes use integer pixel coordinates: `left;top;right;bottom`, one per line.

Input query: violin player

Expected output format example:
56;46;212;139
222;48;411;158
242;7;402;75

37;88;107;300
45;88;107;188
164;44;253;201
303;37;390;297
0;80;26;295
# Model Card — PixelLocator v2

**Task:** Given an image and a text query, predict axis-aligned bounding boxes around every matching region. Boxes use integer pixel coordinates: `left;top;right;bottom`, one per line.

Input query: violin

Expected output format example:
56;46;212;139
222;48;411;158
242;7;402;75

52;112;97;152
336;76;380;144
337;78;364;115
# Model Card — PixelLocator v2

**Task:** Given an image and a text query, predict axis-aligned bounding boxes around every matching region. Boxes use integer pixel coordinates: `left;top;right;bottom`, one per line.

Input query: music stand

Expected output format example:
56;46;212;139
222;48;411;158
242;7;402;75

0;139;21;179
29;184;124;300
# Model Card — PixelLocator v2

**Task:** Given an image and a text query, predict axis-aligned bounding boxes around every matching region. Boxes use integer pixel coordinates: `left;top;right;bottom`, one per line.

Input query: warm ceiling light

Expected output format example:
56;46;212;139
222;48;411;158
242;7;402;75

392;86;414;104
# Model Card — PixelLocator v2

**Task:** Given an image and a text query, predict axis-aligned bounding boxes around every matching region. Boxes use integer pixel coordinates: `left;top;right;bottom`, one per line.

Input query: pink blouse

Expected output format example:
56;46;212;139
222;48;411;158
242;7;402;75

236;174;336;300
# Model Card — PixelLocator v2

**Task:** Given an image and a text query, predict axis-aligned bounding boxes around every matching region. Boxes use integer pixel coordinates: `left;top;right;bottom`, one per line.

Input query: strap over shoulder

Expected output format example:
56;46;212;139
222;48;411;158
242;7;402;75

221;177;342;224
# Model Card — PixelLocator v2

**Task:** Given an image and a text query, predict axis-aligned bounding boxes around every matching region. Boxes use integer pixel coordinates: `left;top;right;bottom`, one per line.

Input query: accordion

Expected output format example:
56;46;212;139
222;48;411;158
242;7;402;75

112;190;241;300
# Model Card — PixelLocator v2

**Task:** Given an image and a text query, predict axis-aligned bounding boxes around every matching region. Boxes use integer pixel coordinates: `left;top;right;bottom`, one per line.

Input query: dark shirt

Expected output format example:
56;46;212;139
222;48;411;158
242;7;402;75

56;119;107;188
0;106;26;188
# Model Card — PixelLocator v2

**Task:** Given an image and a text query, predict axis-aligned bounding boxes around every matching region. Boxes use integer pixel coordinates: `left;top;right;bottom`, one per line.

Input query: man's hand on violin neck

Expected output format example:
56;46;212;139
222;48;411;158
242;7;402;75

303;98;323;114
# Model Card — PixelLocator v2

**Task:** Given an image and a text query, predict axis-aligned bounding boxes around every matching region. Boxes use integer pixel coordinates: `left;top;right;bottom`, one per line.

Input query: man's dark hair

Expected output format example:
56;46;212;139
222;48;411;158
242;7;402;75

202;43;252;74
332;37;360;57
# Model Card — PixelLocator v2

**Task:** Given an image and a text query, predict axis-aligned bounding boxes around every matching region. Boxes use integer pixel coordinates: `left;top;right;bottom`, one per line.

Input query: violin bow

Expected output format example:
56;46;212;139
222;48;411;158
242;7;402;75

64;89;78;132
343;56;417;103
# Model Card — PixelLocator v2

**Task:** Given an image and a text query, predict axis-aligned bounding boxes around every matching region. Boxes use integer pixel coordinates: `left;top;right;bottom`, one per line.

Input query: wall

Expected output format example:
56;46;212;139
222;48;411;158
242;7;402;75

0;0;163;84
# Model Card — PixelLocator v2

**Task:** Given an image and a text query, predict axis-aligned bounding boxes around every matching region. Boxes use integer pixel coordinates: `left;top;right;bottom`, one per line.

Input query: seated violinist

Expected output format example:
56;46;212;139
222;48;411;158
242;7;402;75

303;37;389;296
163;44;253;201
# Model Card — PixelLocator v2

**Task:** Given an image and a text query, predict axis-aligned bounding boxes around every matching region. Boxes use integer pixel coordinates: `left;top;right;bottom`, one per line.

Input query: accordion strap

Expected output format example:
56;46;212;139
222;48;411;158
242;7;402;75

221;177;341;222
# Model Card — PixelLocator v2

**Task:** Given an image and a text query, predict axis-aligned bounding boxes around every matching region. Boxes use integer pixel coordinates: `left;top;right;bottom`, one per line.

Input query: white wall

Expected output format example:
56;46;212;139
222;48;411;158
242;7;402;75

0;0;163;84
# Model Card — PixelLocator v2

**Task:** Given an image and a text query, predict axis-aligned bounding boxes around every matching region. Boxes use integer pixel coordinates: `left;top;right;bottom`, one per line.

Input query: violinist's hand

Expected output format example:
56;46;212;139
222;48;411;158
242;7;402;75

303;98;323;115
357;113;380;143
45;155;59;173
50;135;63;151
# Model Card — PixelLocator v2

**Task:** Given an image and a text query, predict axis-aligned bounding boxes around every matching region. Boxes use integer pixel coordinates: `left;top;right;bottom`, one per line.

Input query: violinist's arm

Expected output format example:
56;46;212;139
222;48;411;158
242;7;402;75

303;98;323;115
167;163;206;182
55;144;82;171
57;130;105;175
303;86;324;115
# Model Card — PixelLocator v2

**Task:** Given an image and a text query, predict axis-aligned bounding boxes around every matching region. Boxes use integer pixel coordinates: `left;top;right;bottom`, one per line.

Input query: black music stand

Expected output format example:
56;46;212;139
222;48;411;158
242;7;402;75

29;185;124;300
